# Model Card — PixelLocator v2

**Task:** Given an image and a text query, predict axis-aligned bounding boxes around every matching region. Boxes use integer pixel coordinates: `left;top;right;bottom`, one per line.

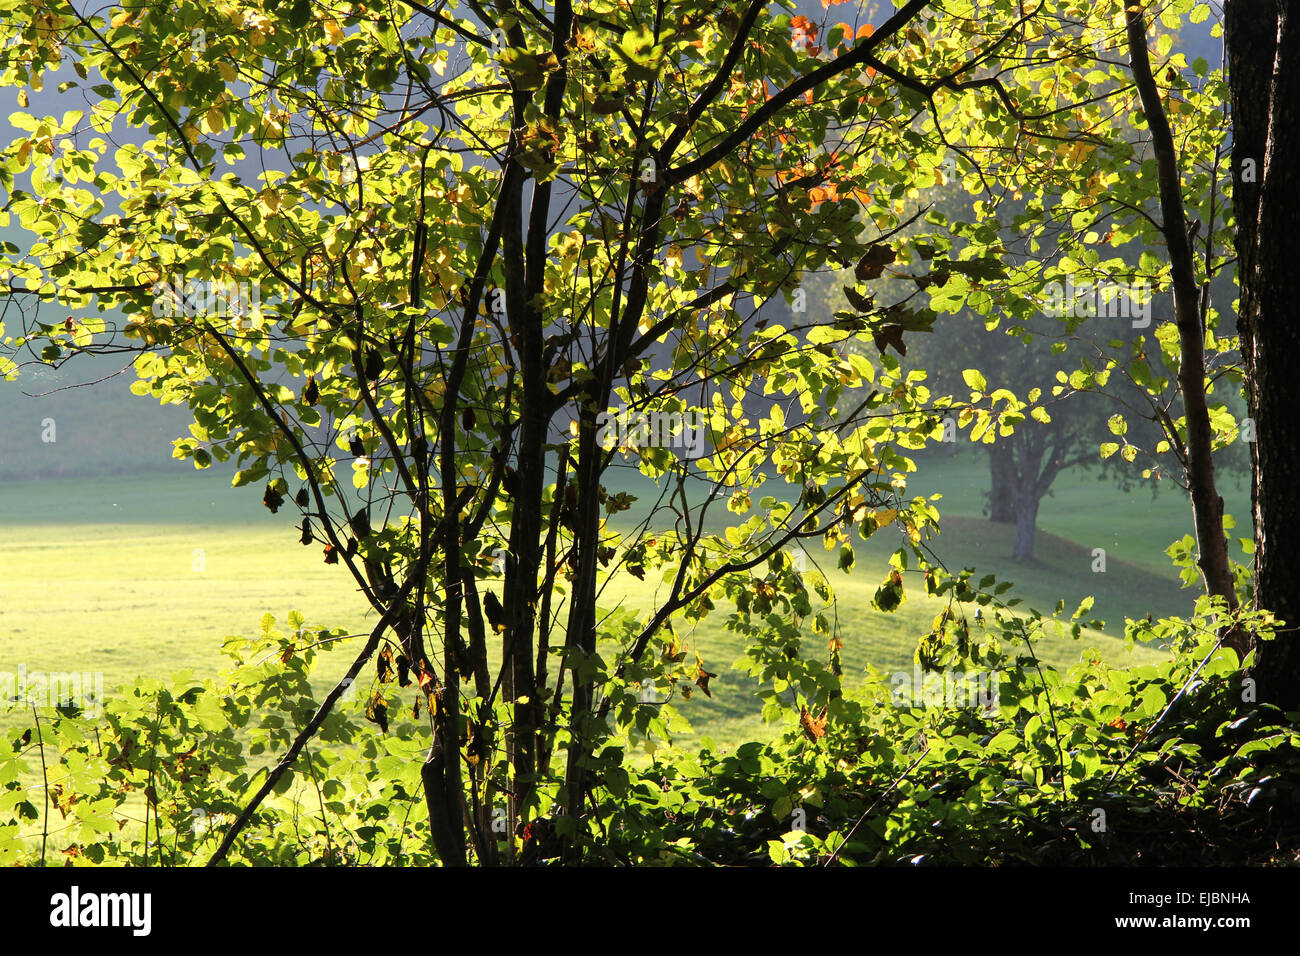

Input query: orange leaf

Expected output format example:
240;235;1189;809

695;662;718;698
800;705;828;741
790;14;821;56
791;14;817;39
809;184;838;204
833;21;853;50
830;21;875;58
417;659;435;694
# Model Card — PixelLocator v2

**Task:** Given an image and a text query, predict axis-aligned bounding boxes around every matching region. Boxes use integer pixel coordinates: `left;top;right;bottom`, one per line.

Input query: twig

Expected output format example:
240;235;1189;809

32;706;49;866
822;745;930;866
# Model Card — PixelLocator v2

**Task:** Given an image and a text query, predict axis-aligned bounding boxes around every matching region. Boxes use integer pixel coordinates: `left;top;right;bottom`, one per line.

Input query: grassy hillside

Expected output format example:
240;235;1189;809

0;447;1231;745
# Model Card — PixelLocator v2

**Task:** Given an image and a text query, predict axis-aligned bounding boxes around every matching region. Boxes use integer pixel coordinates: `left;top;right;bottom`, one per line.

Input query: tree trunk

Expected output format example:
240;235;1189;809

1126;7;1239;622
1009;428;1045;561
1011;485;1040;561
988;444;1017;523
1229;1;1300;706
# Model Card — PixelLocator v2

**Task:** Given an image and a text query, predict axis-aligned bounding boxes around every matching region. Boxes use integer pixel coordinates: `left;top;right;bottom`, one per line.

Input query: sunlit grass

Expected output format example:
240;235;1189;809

0;451;1228;748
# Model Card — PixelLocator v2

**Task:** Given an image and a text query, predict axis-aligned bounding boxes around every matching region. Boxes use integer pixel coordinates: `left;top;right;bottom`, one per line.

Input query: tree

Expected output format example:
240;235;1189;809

809;98;1197;564
851;0;1249;605
1226;1;1300;706
1121;1;1236;622
1;0;972;864
906;300;1165;561
3;0;1288;871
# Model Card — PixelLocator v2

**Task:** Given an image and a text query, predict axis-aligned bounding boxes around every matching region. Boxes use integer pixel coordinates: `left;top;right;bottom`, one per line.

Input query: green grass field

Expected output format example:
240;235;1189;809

0;449;1248;747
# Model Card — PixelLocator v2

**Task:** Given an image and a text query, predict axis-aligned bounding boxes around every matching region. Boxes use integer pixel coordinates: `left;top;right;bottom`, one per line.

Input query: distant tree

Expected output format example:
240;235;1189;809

819;183;1168;561
846;1;1249;591
906;307;1165;561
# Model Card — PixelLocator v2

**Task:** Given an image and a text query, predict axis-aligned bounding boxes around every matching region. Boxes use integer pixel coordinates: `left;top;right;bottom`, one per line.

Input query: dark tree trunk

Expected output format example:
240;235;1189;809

1004;417;1079;562
1229;1;1300;707
1012;484;1040;561
988;444;1017;523
1011;430;1044;561
1126;7;1239;625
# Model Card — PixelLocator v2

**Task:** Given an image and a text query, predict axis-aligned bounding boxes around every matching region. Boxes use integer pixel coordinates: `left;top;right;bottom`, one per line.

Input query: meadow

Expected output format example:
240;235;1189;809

0;451;1248;747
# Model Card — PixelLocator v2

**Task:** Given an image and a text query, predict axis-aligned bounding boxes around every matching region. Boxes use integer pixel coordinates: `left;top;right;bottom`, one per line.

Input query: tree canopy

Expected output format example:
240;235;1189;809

0;0;1295;868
